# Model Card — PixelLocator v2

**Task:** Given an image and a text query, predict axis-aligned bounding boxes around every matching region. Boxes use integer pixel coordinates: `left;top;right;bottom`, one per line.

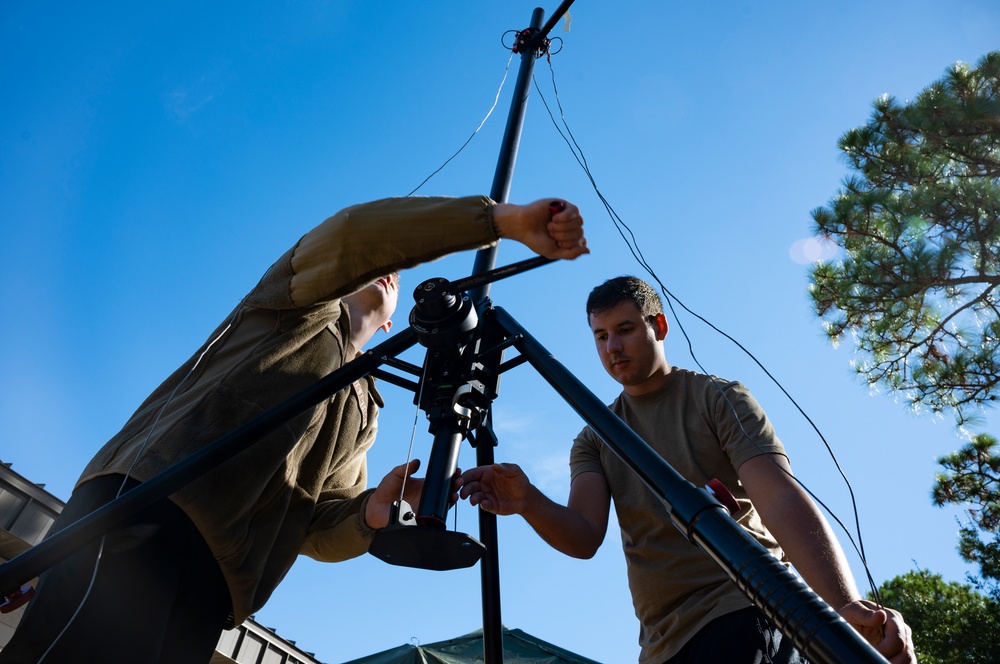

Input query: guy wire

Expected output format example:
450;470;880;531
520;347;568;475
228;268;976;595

532;55;883;605
39;310;240;662
398;358;431;506
406;51;516;197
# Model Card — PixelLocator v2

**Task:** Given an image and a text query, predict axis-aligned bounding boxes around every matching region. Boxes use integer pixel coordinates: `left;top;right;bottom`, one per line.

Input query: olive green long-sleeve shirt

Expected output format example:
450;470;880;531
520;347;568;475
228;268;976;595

80;196;500;623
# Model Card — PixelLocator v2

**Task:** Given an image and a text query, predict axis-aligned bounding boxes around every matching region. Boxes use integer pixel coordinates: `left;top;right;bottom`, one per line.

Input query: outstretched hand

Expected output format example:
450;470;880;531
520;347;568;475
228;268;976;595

365;459;462;529
366;460;423;530
492;199;588;260
458;463;534;516
839;600;916;664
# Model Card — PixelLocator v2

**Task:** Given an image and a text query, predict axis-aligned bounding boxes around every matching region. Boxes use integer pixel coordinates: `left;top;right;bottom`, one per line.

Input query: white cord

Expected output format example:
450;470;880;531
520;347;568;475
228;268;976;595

38;312;239;661
397;358;431;505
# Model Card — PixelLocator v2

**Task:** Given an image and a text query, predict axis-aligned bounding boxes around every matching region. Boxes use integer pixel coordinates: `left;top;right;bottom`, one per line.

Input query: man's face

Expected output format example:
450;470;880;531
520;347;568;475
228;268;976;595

588;300;669;395
367;272;400;329
343;273;400;345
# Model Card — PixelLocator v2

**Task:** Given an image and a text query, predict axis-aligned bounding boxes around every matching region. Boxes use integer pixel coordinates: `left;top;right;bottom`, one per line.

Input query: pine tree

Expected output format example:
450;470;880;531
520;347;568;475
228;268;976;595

810;52;1000;424
874;569;1000;664
932;434;1000;593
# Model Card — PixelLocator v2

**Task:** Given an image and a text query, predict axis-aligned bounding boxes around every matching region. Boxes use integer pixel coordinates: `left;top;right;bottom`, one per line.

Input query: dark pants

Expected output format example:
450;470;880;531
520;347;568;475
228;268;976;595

666;607;809;664
0;475;231;664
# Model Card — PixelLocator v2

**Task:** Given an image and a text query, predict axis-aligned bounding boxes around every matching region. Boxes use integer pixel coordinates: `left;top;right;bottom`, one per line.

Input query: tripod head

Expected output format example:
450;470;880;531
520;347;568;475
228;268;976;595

368;258;545;571
410;277;478;351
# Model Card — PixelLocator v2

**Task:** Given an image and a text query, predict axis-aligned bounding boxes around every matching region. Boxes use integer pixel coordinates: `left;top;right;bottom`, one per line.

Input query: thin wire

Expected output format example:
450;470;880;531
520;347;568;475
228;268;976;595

533;58;883;605
406;51;515;197
399;48;522;522
398;358;431;505
37;536;107;663
39;312;240;661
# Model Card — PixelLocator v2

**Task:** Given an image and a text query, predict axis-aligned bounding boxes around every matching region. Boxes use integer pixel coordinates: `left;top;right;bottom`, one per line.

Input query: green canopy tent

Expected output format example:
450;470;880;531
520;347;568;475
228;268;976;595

341;627;603;664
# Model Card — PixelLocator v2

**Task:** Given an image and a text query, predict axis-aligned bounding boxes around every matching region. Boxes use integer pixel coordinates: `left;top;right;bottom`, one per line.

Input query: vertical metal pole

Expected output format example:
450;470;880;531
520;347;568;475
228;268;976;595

475;409;504;664
469;7;546;307
472;8;545;663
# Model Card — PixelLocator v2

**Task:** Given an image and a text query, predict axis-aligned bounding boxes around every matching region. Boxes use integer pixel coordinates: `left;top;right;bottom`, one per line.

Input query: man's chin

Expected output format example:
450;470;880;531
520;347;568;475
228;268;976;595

613;370;636;386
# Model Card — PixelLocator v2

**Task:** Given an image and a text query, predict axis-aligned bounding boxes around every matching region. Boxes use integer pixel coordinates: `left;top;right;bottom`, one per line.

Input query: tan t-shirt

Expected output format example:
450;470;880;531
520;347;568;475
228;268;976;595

570;368;787;663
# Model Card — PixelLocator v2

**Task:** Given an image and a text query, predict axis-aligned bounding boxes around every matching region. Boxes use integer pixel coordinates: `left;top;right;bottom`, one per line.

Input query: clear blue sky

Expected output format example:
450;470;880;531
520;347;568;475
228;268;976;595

2;2;999;662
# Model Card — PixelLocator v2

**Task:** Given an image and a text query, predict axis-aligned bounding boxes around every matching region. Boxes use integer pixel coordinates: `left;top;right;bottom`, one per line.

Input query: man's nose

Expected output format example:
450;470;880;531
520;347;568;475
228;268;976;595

605;334;623;352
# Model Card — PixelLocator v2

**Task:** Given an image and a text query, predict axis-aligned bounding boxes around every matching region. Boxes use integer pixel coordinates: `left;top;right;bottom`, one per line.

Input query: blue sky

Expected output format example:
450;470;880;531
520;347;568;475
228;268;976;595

2;2;999;662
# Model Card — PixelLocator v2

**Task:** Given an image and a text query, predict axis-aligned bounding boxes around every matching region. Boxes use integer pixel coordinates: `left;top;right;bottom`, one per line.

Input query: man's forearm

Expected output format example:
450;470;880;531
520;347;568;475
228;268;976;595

520;487;605;559
739;455;861;610
769;495;860;610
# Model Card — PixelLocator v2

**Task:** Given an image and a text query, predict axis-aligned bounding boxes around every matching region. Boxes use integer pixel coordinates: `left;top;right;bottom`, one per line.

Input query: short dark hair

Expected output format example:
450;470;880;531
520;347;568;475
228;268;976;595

586;276;663;324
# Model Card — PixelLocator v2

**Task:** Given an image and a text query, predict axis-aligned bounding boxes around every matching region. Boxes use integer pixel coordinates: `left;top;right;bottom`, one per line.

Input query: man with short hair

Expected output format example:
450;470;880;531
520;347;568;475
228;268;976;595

459;275;915;664
0;195;587;664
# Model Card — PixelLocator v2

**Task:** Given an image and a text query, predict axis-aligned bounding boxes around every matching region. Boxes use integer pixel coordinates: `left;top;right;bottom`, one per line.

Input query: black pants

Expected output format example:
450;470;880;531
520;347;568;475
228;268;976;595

0;475;231;664
666;606;809;664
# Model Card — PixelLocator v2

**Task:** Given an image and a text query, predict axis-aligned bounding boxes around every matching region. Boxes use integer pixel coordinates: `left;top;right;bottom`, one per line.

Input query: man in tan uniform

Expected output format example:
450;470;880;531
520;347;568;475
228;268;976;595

460;276;915;664
0;196;587;664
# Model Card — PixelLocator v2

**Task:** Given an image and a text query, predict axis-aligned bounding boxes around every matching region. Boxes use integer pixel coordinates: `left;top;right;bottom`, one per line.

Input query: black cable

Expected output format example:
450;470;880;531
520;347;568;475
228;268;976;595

533;55;883;606
396;26;884;606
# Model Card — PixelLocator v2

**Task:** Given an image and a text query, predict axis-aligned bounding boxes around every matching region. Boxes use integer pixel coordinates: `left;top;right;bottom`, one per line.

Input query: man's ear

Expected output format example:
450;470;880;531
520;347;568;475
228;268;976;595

380;319;393;334
652;313;668;341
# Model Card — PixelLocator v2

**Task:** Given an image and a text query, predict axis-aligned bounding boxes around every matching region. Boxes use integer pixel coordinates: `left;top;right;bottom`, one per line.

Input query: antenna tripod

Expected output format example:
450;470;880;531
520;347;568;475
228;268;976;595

0;4;889;663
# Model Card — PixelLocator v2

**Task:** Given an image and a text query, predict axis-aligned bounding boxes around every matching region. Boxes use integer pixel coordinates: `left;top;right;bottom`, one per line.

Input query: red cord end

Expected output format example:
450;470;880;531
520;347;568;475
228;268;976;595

0;585;36;613
706;478;741;516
